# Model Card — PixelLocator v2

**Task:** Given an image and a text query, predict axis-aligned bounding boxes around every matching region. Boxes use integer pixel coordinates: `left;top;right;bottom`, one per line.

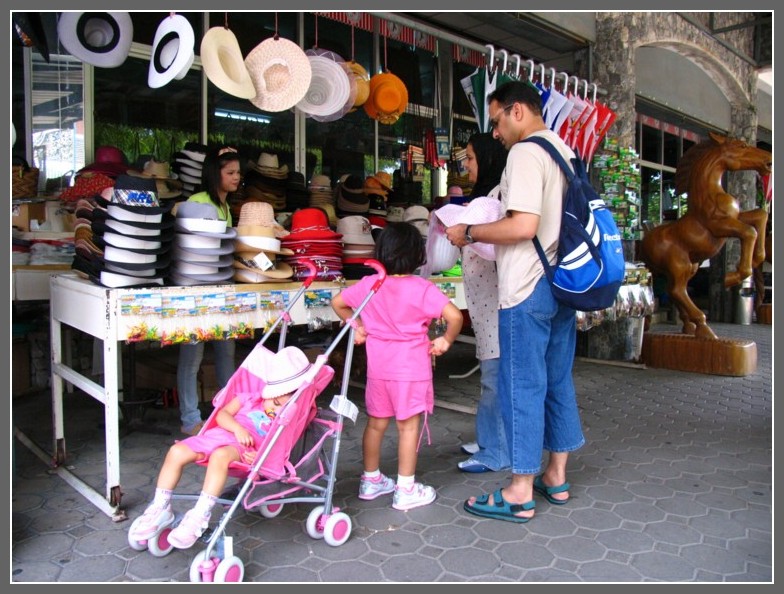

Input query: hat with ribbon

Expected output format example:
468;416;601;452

282;207;342;242
433;196;501;261
59;172;116;203
336;215;375;246
174;201;237;239
57;12;133;69
364;71;408;125
261;346;313;399
246;152;288;178
200;25;256;99
148;13;195;89
232;242;294;280
297;48;354;121
245;35;312;113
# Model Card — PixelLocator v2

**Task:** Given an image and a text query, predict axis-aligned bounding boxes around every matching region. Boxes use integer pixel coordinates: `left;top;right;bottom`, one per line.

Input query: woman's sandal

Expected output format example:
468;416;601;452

533;475;570;505
463;489;535;523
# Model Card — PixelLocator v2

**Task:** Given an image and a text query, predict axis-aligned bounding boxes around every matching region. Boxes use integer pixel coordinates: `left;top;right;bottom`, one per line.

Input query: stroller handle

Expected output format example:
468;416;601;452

301;260;318;288
364;259;387;291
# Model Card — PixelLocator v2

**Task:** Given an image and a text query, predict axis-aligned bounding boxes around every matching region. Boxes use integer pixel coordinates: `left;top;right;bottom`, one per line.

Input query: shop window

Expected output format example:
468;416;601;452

663;130;679;168
641;166;662;226
641;124;661;163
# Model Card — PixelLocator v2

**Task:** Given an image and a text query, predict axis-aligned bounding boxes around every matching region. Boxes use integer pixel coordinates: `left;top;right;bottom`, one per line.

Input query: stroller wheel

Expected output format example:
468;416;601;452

214;556;245;582
147;526;175;557
259;502;284;519
189;550;220;583
305;505;326;539
323;512;352;547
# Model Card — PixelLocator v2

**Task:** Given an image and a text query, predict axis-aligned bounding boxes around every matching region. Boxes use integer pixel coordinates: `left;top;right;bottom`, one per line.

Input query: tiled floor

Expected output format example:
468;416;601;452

11;320;772;583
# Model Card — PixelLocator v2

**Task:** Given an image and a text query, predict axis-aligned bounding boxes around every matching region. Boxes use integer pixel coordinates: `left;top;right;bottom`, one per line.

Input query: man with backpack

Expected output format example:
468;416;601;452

445;80;585;523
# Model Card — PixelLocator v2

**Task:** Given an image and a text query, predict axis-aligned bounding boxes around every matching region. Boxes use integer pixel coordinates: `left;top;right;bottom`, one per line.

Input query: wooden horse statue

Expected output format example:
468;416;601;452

639;132;771;340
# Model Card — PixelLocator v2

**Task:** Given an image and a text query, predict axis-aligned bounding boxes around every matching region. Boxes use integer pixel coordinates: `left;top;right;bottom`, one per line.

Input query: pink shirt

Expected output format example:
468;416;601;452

339;274;450;381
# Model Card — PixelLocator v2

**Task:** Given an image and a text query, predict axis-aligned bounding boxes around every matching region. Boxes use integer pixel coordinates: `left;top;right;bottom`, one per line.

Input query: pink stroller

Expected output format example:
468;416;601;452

127;260;387;583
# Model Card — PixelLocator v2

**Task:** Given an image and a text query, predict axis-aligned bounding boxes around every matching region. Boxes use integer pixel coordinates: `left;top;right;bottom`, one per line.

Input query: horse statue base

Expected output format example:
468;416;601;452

641;332;757;376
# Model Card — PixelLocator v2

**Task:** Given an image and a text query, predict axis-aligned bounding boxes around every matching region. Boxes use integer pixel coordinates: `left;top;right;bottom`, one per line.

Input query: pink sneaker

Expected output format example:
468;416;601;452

358;473;395;500
167;509;209;549
129;503;174;541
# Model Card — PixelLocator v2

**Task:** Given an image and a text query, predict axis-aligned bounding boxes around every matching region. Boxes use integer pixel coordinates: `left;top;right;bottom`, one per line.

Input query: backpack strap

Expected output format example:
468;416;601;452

518;135;574;278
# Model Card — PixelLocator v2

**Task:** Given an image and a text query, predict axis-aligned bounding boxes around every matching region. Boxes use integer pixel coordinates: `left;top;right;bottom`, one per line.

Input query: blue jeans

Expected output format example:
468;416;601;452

471;357;511;470
498;276;585;475
177;340;236;429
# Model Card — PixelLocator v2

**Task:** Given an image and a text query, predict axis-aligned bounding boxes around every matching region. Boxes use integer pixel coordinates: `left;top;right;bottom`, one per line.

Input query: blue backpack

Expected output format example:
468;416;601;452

522;136;625;312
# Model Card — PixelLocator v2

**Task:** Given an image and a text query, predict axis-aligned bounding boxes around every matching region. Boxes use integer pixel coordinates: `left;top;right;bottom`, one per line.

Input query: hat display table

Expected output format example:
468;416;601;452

33;272;466;520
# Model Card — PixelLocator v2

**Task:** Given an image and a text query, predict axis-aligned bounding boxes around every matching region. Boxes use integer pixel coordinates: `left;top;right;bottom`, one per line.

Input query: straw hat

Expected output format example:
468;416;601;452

232;245;293;279
372;171;393;192
200;26;256;99
236;201;289;238
347;61;371;110
234;226;294;256
127;159;183;199
245;36;312;113
297;49;352;119
57;12;133;69
364;71;408;125
148;13;195;89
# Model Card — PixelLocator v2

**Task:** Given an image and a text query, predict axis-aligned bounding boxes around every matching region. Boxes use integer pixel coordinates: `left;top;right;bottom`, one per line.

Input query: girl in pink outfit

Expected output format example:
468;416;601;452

128;346;312;549
331;221;463;510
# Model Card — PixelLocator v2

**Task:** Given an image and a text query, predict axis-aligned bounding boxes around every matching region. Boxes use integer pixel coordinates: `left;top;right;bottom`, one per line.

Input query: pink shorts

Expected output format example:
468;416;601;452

365;378;434;420
179;427;259;461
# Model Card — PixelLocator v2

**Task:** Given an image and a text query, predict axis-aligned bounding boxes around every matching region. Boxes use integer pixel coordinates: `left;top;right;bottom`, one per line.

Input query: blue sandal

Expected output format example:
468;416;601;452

533;475;570;505
463;489;535;523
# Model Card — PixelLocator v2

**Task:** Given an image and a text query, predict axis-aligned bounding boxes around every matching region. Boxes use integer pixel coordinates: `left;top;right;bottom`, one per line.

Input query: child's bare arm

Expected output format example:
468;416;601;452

429;302;464;356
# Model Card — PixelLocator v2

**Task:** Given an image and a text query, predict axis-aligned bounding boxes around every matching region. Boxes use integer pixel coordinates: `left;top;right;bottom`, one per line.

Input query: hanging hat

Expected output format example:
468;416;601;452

261;346;313;399
148;13;195;89
13;13;50;62
200;25;256;99
76;146;130;178
364;71;408;125
347;61;370;110
57;12;133;68
245;35;312;113
433;196;502;261
297;49;353;120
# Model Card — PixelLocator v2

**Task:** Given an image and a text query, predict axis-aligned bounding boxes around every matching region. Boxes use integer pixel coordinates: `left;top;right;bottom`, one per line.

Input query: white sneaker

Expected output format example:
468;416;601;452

358;473;395;500
461;442;480;455
392;482;436;511
129;503;174;541
167;508;209;549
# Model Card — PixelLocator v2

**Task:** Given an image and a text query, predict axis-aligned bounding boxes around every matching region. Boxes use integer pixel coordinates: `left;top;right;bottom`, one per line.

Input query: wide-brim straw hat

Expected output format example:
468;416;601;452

234;226;294;255
347;61;370;110
232;250;294;279
148;13;195;89
200;25;256;99
364;71;408;125
236;201;289;238
245;35;312;113
57;12;133;69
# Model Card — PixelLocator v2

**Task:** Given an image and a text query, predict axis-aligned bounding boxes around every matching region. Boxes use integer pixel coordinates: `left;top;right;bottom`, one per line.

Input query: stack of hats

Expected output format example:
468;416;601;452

403;205;430;239
335;174;369;218
244;153;289;211
61;146;130;203
308;174;337;227
71;198;107;279
170;201;236;286
233;202;295;283
128;159;183;201
171;142;208;198
336;215;376;280
280;207;344;281
285;171;310;211
85;175;175;288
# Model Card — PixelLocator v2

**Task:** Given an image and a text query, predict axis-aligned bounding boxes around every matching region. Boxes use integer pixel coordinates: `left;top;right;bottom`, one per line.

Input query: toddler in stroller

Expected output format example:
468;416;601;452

128;346;315;549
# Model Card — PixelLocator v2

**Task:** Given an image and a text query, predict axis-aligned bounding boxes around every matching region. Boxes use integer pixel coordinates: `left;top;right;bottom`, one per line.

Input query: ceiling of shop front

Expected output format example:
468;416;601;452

402;12;591;75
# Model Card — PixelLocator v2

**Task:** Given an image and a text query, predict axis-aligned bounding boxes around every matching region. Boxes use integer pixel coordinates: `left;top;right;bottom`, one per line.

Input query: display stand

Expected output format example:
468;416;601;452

33;272;465;519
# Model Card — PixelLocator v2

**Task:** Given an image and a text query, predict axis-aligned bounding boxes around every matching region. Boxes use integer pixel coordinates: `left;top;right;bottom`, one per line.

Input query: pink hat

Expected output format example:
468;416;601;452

433;196;501;261
76;146;130;178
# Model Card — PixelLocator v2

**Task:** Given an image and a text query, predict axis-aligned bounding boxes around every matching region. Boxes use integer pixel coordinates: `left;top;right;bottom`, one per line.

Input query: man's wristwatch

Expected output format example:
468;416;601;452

464;225;475;244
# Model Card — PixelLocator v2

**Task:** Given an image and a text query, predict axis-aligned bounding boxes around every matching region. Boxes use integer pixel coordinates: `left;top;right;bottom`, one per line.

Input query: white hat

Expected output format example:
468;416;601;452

57;12;133;69
200;26;256;99
403;205;430;239
336;216;375;246
245;36;312;113
261;347;313;399
175;202;237;239
421;215;459;276
296;49;352;119
434;196;501;261
148;14;195;89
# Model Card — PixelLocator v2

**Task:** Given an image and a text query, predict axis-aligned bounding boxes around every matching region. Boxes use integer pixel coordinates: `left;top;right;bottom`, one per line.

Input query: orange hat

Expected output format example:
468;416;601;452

364;71;408;125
